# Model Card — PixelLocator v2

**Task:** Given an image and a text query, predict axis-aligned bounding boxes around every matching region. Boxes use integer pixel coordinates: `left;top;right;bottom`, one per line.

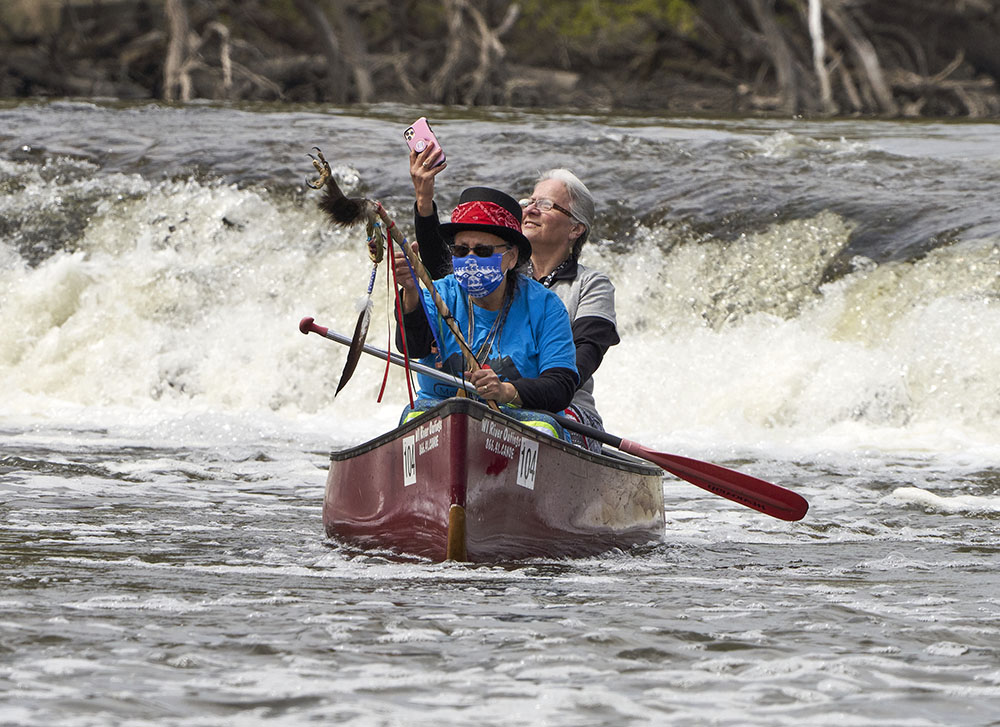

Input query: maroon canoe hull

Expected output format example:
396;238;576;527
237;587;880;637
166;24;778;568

323;398;665;562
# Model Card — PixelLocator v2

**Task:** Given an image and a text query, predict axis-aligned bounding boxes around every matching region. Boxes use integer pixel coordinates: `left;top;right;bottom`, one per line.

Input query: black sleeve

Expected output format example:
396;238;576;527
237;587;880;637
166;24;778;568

571;316;620;383
509;367;578;413
394;305;435;358
414;203;452;280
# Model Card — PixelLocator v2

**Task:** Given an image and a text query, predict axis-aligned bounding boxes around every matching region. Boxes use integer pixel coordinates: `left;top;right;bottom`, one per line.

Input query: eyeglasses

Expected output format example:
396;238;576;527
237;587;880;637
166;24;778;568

519;197;573;218
450;242;512;258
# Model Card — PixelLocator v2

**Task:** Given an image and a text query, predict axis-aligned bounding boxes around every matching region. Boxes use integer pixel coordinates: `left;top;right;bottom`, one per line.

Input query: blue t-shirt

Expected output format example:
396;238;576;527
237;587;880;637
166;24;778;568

416;275;578;400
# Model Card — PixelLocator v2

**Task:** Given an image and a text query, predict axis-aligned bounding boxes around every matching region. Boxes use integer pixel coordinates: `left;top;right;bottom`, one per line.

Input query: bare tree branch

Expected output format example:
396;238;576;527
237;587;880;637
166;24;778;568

430;0;468;103
293;0;348;102
464;3;519;104
824;2;899;114
807;0;836;113
745;0;799;113
163;0;191;101
324;0;374;103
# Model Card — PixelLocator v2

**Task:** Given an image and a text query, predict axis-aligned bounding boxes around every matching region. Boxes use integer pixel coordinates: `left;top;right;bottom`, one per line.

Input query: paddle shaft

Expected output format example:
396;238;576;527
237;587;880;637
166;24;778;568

300;317;809;521
303;317;482;397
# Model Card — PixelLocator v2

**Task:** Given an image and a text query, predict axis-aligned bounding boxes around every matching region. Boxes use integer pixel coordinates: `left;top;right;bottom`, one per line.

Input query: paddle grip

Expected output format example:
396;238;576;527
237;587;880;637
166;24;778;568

299;316;327;336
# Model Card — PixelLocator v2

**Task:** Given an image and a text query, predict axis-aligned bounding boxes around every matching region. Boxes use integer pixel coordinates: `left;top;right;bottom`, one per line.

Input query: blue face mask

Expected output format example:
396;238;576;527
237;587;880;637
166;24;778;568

452;252;507;298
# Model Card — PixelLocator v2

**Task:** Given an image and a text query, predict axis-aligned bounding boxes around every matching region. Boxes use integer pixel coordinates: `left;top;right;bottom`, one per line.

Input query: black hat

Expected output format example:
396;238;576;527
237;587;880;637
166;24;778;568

439;187;532;260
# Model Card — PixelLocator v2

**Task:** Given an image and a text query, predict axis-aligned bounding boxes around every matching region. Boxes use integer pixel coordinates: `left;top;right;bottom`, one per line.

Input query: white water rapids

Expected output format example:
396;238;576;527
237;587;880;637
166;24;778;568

2;103;999;726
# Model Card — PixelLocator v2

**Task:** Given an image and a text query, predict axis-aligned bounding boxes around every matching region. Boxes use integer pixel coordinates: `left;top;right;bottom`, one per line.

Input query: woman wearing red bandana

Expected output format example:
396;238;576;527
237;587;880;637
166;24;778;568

408;145;619;452
394;186;579;417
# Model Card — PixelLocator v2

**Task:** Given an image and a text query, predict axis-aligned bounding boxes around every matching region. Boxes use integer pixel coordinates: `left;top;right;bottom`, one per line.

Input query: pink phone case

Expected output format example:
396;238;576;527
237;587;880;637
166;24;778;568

404;117;446;167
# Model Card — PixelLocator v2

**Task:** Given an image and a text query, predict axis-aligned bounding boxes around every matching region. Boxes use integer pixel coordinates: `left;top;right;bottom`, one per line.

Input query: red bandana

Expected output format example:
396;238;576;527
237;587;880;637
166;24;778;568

450;201;521;233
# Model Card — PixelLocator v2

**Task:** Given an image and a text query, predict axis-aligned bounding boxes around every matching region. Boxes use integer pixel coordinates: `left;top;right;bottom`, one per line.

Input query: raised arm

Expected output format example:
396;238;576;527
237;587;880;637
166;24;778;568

409;146;451;279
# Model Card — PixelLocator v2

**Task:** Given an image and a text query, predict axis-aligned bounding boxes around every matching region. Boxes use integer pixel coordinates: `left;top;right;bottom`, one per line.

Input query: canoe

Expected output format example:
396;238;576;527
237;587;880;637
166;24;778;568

323;397;665;562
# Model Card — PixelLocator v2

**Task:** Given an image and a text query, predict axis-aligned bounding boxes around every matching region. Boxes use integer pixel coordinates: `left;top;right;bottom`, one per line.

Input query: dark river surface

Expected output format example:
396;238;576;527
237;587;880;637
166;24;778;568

2;100;999;726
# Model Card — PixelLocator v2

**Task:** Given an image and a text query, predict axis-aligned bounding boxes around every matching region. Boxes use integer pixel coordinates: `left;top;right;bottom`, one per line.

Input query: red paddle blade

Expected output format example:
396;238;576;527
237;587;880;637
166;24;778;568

620;440;808;522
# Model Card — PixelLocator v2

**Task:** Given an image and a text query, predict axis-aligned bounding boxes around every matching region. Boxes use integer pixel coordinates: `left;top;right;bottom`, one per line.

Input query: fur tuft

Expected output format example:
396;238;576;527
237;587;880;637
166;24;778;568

319;176;366;226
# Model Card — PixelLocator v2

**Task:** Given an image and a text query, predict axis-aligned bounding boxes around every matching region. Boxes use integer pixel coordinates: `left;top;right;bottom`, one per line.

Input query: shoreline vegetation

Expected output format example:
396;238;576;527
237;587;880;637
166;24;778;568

1;0;999;118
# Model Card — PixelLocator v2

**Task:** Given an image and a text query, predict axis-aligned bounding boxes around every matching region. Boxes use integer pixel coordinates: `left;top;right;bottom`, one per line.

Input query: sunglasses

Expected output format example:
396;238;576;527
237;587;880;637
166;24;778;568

450;242;512;258
518;197;573;218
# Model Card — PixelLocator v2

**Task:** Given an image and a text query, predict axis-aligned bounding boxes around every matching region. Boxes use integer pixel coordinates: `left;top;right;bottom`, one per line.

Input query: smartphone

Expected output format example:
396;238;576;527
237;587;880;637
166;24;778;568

404;117;446;167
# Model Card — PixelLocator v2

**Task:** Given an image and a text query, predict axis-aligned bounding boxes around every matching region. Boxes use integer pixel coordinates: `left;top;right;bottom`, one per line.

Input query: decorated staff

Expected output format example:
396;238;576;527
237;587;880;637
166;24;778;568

306;148;497;409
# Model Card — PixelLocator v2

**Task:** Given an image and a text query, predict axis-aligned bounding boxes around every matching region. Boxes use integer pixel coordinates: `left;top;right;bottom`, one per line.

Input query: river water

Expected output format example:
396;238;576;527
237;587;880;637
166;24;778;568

2;101;999;726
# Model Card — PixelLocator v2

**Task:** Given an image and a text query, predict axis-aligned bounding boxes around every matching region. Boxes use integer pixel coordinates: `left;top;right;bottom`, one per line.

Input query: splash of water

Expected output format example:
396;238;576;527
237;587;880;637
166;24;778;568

2;126;999;456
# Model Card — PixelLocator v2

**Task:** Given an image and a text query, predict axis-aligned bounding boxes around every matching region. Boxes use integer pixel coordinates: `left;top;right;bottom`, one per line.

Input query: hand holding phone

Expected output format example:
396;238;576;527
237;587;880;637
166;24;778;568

404;117;446;168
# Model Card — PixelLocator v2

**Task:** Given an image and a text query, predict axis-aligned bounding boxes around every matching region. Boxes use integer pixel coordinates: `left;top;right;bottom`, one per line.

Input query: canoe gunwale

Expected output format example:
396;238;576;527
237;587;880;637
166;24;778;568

328;397;662;478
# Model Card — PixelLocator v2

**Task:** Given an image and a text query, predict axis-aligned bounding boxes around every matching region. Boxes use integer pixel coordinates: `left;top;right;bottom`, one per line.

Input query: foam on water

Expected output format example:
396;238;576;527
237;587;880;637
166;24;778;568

601;217;1000;457
3;157;998;462
888;487;1000;514
4;107;1000;727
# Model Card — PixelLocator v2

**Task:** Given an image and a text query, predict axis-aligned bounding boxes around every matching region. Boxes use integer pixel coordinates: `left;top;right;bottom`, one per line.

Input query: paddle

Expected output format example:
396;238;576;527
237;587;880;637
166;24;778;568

299;317;809;522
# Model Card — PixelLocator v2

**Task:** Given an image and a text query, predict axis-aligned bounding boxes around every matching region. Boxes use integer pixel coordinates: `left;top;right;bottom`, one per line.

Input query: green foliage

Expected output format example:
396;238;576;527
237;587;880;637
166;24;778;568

261;0;300;24
517;0;697;42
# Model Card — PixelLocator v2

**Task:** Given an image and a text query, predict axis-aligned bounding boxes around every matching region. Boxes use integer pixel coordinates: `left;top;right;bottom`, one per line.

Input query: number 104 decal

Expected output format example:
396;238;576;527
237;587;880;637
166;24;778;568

516;437;539;490
402;434;416;486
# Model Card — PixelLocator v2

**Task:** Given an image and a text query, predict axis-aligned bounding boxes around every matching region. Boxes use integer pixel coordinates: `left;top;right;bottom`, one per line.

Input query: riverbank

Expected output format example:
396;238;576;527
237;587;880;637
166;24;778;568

2;0;999;118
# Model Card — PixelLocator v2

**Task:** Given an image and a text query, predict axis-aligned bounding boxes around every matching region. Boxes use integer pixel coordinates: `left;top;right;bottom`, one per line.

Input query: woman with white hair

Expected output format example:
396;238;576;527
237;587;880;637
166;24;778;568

409;148;619;452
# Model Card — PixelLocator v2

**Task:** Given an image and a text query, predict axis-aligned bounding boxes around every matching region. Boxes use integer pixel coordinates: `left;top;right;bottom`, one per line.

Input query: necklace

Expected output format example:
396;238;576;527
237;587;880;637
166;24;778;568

535;258;571;288
467;292;512;363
